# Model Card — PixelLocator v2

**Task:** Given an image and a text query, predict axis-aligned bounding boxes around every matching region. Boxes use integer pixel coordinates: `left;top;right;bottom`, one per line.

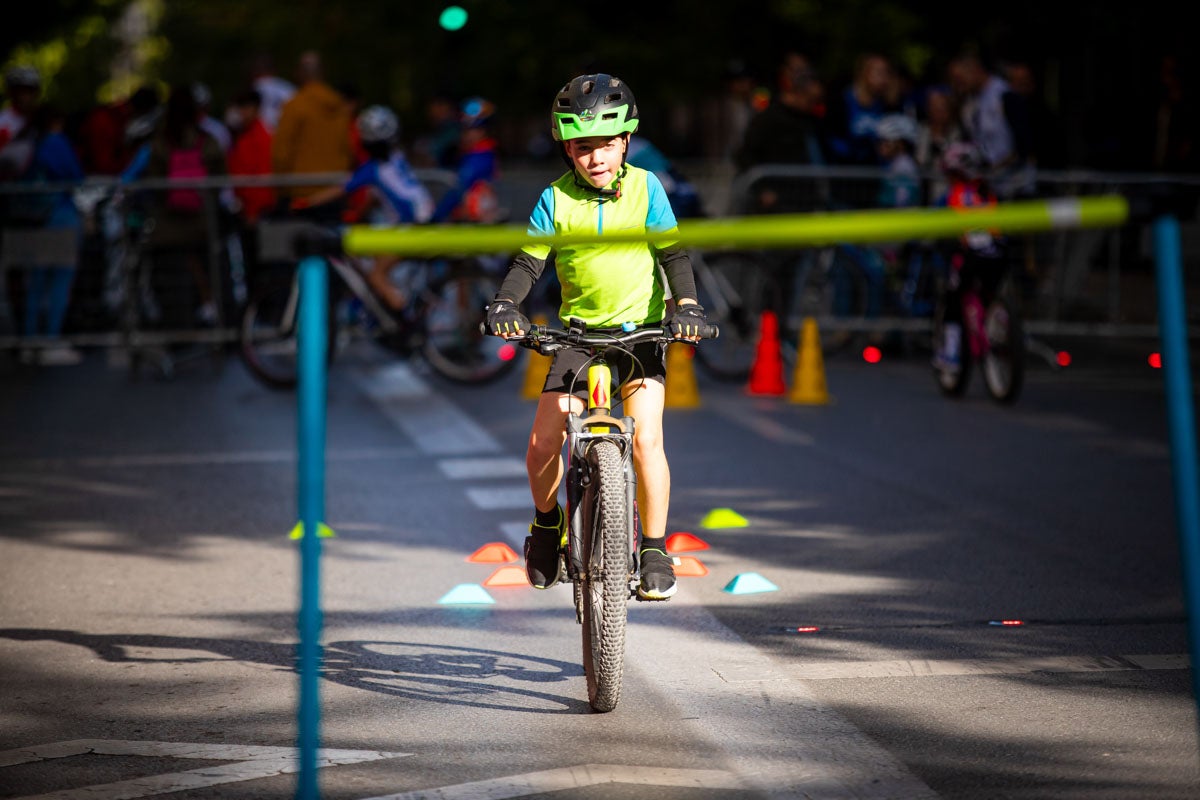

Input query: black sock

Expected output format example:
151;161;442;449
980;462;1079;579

534;505;561;530
640;536;666;555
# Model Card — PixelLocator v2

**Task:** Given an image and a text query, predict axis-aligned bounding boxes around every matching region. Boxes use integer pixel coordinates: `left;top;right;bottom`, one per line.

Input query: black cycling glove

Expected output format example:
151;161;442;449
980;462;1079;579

668;303;707;340
486;298;529;337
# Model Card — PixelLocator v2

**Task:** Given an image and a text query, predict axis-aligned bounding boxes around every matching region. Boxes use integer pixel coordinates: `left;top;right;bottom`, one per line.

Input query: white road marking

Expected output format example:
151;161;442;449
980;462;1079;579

0;739;408;799
358;764;743;800
628;599;941;799
356;363;501;455
465;487;533;510
6;447;415;470
437;457;526;480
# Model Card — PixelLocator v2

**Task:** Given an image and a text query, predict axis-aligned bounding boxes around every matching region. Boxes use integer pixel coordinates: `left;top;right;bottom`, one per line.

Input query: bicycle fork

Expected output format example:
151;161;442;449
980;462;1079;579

564;359;637;616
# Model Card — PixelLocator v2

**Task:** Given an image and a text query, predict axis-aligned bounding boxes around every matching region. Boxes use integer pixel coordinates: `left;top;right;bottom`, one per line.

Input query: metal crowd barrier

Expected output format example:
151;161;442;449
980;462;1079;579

717;163;1200;339
0;169;456;365
1;164;1197;363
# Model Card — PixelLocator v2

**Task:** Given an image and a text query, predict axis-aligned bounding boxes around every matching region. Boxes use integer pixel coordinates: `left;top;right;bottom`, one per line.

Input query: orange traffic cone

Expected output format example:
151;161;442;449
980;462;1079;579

746;310;787;396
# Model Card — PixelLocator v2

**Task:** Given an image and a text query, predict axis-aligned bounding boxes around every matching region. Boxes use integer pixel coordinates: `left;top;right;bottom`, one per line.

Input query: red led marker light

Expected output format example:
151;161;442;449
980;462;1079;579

795;626;821;633
862;346;882;364
498;343;517;361
1056;351;1071;367
989;619;1025;627
1149;353;1162;369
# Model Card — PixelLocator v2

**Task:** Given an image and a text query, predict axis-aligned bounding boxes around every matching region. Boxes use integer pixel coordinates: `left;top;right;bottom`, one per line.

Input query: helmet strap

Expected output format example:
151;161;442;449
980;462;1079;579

573;164;626;199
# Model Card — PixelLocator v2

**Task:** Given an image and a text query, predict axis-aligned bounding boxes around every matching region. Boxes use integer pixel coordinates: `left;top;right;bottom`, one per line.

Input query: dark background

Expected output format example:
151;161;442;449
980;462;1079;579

4;0;1197;171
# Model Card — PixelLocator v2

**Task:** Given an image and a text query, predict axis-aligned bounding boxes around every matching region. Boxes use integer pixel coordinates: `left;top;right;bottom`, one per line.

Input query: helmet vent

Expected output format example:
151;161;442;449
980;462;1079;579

604;93;622;103
582;80;596;94
601;112;618;120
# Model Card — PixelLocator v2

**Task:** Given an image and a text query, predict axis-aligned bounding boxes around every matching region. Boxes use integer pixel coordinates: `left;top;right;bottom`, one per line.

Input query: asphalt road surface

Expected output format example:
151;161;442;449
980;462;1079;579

1;334;1197;799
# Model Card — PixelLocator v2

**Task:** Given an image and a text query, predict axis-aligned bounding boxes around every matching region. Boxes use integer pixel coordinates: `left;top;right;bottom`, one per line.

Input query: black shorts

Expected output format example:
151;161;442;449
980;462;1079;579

542;340;667;399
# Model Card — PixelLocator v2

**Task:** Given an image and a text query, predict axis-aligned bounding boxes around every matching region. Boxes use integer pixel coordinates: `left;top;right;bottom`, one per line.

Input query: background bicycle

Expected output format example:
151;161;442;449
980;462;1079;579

239;221;518;389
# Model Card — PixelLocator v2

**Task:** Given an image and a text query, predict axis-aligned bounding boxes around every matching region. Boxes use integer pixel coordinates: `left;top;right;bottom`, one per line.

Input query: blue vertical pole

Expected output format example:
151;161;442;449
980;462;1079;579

296;254;328;800
1154;214;1200;716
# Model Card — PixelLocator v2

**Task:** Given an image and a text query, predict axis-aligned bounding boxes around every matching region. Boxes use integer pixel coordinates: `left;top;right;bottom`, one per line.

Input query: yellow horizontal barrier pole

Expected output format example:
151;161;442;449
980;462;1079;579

343;195;1129;257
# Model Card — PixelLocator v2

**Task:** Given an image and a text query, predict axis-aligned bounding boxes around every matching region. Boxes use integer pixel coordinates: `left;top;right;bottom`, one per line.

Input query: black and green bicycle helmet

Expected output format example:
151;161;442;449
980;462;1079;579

551;74;639;141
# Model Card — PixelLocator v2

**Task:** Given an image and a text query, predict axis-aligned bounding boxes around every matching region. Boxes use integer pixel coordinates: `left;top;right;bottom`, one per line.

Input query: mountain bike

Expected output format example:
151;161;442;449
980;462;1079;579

500;319;718;712
931;249;1024;403
240;248;518;389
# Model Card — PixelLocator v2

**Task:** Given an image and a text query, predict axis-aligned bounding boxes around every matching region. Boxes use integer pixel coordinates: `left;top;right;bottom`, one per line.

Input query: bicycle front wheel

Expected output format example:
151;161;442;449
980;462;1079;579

239;279;335;390
421;261;521;384
580;439;631;713
981;295;1024;404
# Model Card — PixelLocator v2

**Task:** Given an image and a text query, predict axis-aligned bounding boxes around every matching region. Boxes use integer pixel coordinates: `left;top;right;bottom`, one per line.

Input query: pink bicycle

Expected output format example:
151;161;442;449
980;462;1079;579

931;248;1024;404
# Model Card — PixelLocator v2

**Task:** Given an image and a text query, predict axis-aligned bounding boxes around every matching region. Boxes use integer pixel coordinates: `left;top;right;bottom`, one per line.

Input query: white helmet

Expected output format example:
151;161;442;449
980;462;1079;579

875;114;918;144
357;105;399;144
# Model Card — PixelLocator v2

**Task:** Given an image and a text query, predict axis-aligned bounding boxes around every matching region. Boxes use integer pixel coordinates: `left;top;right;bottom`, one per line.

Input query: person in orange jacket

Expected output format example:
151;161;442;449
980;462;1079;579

270;51;352;211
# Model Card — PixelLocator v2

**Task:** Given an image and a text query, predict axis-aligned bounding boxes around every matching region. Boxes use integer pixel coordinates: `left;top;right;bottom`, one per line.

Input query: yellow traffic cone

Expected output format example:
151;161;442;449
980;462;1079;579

665;341;701;408
788;317;831;405
521;314;552;400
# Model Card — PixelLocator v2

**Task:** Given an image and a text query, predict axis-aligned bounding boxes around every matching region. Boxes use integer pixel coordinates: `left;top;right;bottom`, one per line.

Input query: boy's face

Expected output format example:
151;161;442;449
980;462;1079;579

566;135;627;189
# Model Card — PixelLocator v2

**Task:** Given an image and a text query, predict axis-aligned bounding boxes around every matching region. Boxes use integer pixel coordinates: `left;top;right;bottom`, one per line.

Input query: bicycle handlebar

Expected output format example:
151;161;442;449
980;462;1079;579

479;321;720;355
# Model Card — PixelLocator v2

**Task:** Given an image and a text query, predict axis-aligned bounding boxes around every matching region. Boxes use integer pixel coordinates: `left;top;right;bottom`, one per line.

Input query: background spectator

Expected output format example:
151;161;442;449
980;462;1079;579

947;50;1033;199
826;52;895;166
192;82;231;154
734;50;829;214
226;89;275;226
271;50;352;211
0;65;40;152
76;85;159;176
431;96;501;223
413;93;462;170
146;84;226;326
915;84;964;202
249;53;295;133
15;104;87;365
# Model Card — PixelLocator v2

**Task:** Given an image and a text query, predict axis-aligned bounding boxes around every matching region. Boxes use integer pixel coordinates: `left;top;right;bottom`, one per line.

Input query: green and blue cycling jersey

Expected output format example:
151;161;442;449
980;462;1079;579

497;164;696;328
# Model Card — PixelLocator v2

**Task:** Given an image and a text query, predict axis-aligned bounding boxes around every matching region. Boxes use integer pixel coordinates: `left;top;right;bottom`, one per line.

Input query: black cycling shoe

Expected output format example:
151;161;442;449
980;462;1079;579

525;506;565;589
637;548;677;600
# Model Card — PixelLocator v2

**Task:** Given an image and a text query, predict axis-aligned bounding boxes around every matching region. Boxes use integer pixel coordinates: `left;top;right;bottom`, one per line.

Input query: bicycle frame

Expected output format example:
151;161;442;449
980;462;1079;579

564;350;638;606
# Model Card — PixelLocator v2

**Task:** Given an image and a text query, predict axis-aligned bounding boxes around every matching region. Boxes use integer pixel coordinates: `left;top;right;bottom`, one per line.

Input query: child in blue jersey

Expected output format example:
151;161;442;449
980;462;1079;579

294;105;432;309
485;74;707;601
430;97;501;224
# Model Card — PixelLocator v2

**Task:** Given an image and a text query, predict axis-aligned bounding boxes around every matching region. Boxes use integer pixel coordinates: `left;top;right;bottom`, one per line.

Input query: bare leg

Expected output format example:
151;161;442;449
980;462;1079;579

621;380;668;540
526;391;583;512
367;254;405;310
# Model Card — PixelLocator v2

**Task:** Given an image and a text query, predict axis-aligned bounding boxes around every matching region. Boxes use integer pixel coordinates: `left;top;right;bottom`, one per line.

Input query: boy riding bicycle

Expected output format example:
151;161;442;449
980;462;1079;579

485;73;706;600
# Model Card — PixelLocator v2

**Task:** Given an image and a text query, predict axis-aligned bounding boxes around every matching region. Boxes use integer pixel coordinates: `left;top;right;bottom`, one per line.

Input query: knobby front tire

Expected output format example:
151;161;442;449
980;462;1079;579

981;295;1024;404
580;438;630;713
